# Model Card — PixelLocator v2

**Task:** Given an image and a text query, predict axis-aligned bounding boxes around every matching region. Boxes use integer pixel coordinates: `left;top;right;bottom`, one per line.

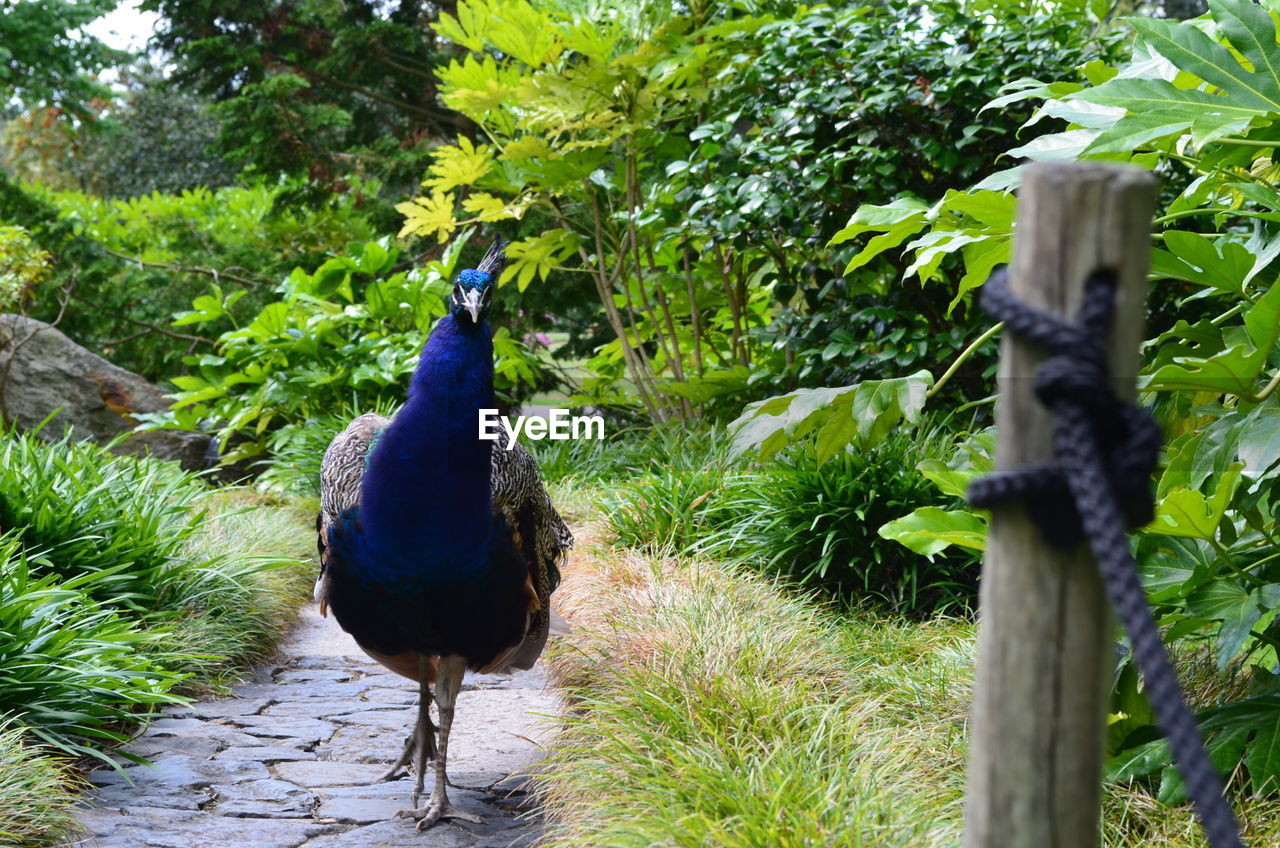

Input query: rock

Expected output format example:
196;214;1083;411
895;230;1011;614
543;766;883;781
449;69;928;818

210;777;316;818
0;313;212;470
88;755;271;810
192;696;276;719
144;717;265;748
273;760;390;788
226;715;336;744
275;668;354;683
213;745;317;764
302;818;476;848
264;699;371;719
75;804;333;847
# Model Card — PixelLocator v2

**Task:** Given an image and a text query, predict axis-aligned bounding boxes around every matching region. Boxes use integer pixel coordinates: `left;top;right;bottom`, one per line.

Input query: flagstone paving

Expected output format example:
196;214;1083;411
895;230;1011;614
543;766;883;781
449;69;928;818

73;603;559;848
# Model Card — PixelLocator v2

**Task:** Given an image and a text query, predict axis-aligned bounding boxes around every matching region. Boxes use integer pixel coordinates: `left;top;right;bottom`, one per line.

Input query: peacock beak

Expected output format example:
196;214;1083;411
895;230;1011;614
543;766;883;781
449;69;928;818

461;288;484;323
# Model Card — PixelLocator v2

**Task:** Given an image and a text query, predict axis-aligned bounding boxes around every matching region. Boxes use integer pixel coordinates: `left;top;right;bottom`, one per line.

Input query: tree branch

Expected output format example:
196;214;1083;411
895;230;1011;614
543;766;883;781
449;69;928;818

101;247;269;289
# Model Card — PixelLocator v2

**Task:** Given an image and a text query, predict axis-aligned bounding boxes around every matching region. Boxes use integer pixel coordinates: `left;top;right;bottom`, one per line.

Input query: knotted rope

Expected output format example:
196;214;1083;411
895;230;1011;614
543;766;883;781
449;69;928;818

968;267;1245;848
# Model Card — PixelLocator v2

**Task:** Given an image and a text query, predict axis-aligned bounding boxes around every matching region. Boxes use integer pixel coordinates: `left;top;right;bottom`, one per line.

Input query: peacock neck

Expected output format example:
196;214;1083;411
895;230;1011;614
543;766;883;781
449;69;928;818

357;313;495;573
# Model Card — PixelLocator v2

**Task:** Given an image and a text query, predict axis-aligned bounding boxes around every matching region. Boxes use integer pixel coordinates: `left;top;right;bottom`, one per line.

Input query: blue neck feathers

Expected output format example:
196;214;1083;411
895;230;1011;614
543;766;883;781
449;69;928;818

355;313;495;581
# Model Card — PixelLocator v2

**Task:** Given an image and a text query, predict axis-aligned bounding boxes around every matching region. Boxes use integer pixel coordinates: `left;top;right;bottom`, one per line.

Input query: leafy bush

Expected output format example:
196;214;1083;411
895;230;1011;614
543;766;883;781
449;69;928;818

155;235;548;463
0;224;49;312
0;173;376;379
0;537;182;762
0;430;313;755
731;0;1280;802
156;490;317;687
0;718;83;848
603;442;740;554
0;431;211;610
709;422;980;613
409;0;1117;421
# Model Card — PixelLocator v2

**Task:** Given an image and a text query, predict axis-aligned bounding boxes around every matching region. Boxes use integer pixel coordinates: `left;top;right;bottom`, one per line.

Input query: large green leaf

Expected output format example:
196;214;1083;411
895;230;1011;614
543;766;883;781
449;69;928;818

1143;281;1280;395
1198;695;1280;796
1151;463;1244;539
1187;577;1263;667
1076;78;1255;147
1154;232;1255;298
878;507;988;557
829;197;930;273
1239;401;1280;479
730;371;933;462
1131;5;1280;112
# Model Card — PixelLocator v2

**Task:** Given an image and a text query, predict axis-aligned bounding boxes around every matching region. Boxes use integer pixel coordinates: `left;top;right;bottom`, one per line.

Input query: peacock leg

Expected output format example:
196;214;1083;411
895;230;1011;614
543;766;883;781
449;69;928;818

397;654;484;830
407;654;436;806
379;722;436;783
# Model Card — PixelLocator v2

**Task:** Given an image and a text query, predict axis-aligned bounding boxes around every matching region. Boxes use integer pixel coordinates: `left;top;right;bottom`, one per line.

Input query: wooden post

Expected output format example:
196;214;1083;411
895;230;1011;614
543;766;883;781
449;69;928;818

963;162;1156;848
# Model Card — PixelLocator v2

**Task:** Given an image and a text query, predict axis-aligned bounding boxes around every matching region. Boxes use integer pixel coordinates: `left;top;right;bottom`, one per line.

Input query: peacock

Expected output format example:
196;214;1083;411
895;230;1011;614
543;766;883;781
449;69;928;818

314;240;572;829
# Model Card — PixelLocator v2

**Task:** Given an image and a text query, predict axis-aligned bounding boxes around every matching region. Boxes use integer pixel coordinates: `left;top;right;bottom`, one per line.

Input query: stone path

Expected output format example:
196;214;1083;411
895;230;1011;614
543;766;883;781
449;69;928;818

74;601;561;848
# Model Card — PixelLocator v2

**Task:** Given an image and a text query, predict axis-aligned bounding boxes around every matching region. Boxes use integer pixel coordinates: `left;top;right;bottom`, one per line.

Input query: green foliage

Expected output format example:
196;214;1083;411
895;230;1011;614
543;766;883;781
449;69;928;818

155;235;547;463
602;428;739;553
542;515;1280;846
0;173;374;379
731;371;933;463
0;0;124;116
411;0;1116;421
709;422;981;613
255;400;400;496
0;225;49;312
0;431;212;609
0;429;311;761
0;719;83;848
801;0;1280;801
69;66;242;198
140;0;463;210
0;536;181;763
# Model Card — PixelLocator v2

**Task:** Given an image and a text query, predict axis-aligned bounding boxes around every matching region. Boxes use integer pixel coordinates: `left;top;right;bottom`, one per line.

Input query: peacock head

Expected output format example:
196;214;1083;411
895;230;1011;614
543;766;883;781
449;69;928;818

450;239;508;325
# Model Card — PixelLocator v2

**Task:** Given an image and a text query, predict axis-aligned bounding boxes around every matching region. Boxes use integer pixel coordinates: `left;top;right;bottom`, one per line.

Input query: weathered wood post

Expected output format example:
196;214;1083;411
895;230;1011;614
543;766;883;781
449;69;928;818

963;162;1156;848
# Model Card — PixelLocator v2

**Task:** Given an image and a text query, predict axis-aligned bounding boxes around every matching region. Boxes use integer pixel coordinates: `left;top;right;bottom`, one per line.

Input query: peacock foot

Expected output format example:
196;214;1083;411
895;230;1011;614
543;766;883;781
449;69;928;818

396;795;484;831
379;727;437;782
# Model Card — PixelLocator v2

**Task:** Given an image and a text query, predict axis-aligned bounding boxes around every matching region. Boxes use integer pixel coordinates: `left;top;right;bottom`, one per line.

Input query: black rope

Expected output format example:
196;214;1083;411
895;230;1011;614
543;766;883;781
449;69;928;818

968;267;1246;848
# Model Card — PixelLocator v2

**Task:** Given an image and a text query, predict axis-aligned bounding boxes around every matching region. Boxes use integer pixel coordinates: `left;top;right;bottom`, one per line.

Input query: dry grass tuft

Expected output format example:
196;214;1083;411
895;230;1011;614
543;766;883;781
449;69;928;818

538;515;1280;847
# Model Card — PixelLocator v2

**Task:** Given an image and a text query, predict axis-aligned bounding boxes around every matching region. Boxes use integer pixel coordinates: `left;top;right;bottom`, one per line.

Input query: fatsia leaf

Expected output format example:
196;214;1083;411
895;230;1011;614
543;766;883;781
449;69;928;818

1197;695;1280;796
1187;578;1263;669
1150;462;1245;539
829;197;928;273
395;191;458;243
1143;280;1280;395
423;137;493;192
461;192;521;222
730;371;933;461
501;229;580;291
1082;111;1194;155
1238;401;1280;479
1130;5;1280;113
878;507;988;557
1156;231;1254;297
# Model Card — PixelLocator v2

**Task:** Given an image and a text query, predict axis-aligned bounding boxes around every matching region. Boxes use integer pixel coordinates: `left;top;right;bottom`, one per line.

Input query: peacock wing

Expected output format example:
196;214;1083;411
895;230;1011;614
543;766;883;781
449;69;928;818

483;431;574;673
316;413;391;613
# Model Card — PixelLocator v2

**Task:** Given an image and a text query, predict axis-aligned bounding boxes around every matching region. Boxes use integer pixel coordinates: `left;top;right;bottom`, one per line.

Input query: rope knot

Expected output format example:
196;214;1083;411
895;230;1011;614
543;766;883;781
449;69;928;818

966;267;1160;548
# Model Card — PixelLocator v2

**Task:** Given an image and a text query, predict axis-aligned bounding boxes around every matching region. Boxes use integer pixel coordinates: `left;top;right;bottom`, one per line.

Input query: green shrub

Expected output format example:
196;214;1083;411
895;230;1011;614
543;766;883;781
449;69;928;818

711;423;980;614
0;175;375;380
156;490;317;688
0;537;182;762
154;235;549;464
0;719;83;848
0;431;211;610
0;429;313;722
600;427;742;553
